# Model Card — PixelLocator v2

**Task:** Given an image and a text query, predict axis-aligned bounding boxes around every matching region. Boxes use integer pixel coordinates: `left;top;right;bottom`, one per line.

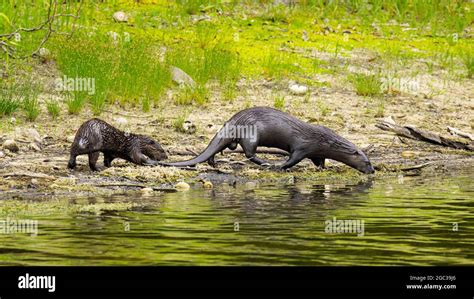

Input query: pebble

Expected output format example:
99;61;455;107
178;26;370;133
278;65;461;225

2;139;19;152
183;120;196;134
170;66;196;88
29;142;41;152
401;151;416;158
203;181;213;189
67;135;75;143
26;128;42;144
245;181;257;190
175;182;190;191
0;151;4;158
141;187;154;195
115;117;128;126
113;11;129;22
289;83;308;95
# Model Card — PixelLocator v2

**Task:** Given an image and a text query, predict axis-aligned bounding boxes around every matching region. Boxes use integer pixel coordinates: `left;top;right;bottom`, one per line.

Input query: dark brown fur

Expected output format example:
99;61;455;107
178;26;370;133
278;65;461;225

67;118;167;171
160;107;374;174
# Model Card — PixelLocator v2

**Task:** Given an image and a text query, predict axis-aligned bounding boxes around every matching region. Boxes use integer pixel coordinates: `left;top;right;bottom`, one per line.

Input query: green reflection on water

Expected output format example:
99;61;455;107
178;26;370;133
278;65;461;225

0;171;473;265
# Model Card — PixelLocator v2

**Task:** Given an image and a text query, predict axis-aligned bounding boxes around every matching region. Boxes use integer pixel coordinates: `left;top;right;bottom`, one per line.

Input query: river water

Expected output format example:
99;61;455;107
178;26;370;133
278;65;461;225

0;170;473;265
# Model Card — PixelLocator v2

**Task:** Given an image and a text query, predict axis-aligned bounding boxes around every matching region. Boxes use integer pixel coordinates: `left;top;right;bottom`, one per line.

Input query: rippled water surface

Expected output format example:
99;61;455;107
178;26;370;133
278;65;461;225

1;171;473;265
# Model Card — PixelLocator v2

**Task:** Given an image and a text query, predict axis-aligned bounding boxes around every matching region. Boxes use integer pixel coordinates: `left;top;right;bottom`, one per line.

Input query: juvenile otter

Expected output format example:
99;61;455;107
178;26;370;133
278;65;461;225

67;118;167;171
159;107;374;174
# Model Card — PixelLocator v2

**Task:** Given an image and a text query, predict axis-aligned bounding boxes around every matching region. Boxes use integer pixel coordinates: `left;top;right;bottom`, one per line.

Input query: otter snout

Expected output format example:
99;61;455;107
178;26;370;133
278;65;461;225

362;163;375;174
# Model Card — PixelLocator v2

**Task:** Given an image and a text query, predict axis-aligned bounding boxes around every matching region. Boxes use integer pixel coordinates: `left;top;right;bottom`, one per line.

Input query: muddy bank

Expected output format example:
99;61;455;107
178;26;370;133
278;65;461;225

0;118;472;201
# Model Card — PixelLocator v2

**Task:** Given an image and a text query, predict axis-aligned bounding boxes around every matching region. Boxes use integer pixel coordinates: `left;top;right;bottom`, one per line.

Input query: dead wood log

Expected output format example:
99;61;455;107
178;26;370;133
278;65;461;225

447;126;474;141
0;172;56;180
376;120;474;151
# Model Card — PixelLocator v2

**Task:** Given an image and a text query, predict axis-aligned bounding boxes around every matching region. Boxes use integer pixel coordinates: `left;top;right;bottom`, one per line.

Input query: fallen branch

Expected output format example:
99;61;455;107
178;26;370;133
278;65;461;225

0;172;56;180
447;126;474;141
400;162;435;171
376;120;474;151
93;183;177;192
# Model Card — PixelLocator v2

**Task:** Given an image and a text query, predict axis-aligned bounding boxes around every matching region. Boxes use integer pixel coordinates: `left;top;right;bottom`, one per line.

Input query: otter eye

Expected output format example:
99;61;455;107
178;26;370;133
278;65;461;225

148;140;154;145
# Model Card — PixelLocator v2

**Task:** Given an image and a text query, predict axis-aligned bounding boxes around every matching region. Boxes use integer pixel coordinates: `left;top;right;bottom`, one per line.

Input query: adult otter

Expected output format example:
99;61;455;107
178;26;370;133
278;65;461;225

67;118;167;171
159;107;374;174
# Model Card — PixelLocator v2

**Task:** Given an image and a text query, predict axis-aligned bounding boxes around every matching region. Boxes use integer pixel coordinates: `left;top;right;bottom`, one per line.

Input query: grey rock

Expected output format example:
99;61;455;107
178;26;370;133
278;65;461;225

3;139;19;152
170;66;196;88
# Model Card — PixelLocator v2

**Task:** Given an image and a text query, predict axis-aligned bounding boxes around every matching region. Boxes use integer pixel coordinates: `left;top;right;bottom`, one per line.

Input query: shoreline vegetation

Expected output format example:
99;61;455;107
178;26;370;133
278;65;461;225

0;0;473;201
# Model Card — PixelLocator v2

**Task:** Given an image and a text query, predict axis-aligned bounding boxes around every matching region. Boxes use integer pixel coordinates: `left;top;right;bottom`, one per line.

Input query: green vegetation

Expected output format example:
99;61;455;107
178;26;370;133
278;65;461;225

349;73;383;97
0;82;21;116
273;95;285;110
172;112;188;133
0;0;472;122
46;100;60;119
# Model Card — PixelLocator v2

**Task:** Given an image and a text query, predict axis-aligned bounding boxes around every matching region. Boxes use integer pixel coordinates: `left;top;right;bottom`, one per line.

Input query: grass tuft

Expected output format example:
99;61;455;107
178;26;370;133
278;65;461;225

349;73;382;97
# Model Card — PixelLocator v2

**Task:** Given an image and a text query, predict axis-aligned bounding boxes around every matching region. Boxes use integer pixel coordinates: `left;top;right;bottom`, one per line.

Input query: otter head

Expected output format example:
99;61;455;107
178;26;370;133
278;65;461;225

345;149;375;174
139;136;168;161
320;129;375;174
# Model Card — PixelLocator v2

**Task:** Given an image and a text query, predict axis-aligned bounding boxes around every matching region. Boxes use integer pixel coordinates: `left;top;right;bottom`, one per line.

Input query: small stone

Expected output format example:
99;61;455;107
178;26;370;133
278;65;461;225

26;128;42;144
113;11;129;22
0;151;4;158
289;83;308;95
401;151;416;158
29;142;41;152
302;30;309;41
49;183;59;189
203;181;213;189
115;117;128;126
10;117;16;124
183;120;196;134
245;181;257;190
287;176;295;184
170;66;196;88
67;135;75;143
38;47;50;58
3;139;19;152
141;187;154;195
175;181;190;191
31;179;39;185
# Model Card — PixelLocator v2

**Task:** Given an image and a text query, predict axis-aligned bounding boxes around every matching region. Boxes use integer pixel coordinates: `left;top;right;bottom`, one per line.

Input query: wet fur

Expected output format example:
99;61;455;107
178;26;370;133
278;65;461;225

68;118;167;171
160;107;374;174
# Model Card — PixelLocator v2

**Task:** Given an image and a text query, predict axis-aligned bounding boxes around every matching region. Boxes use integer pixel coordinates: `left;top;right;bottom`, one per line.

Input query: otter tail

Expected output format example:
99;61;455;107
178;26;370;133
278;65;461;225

159;129;232;167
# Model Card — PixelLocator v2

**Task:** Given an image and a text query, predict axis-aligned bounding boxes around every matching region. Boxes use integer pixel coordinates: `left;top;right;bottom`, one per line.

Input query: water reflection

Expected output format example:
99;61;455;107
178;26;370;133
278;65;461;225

0;171;473;265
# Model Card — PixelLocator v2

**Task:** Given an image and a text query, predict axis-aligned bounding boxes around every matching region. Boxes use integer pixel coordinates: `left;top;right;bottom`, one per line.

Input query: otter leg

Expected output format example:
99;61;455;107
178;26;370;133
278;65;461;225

103;152;115;168
280;151;305;170
240;140;269;165
209;141;238;167
311;158;325;169
88;152;100;171
67;153;77;169
207;155;217;168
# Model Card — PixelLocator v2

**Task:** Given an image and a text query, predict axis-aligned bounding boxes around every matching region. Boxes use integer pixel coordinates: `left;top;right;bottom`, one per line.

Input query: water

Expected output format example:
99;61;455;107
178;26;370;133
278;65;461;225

0;171;473;266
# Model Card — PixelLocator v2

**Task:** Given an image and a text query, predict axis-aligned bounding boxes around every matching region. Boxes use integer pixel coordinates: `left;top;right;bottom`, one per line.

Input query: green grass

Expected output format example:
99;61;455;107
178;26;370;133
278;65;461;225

46;100;60;119
461;49;474;78
1;0;473;119
66;94;86;115
349;73;383;97
0;82;22;116
273;95;285;110
174;85;209;106
172;112;188;133
317;99;331;117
